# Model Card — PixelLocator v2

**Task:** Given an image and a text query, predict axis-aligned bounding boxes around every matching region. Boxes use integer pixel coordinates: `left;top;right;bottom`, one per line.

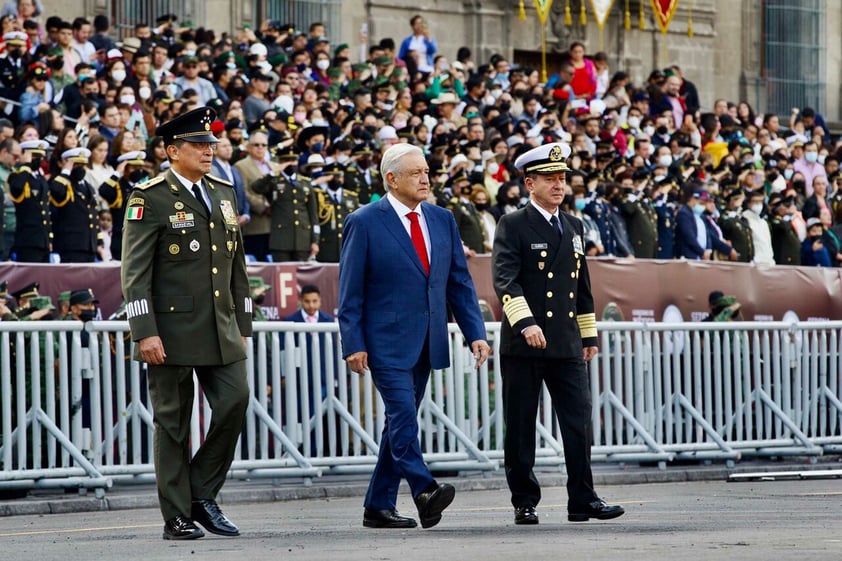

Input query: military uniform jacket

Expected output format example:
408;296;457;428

252;173;319;254
315;187;360;263
8;164;51;251
448;198;486;254
345;165;383;204
719;210;754;263
619;193;658;258
49;173;100;255
120;170;253;366
99;174;134;238
770;216;802;266
492;204;598;359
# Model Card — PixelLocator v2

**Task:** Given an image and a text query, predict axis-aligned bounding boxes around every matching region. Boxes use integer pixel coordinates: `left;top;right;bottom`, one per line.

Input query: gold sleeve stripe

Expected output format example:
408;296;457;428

577;313;597;339
503;295;533;325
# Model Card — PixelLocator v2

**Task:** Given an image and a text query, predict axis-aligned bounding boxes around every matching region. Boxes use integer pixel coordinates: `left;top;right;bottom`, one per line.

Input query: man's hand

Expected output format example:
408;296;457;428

310;242;319;257
522;324;546;349
139;336;166;365
470;339;491;368
30;308;52;320
346;351;368;374
583;346;598;362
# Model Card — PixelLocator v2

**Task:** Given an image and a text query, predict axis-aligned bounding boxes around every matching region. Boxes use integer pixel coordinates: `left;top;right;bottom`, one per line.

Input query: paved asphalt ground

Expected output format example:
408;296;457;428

2;462;842;560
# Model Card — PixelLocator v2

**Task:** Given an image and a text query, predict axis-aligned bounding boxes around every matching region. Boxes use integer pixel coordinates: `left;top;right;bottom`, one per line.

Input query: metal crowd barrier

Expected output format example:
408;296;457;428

1;319;841;495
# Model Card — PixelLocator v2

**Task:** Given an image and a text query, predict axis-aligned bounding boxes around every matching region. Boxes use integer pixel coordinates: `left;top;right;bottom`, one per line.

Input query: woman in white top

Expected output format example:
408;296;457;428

85;134;115;210
470;185;497;254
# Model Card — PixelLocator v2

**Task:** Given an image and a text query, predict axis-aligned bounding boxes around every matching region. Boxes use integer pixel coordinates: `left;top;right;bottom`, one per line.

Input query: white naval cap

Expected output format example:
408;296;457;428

20;139;49;153
513;142;572;174
3;31;26;46
117;150;147;165
61;147;92;163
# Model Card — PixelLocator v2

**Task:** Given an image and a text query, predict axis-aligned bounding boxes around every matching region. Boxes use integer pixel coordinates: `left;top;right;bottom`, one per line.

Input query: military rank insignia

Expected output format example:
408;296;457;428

220;200;238;225
127;206;144;220
572;234;584;255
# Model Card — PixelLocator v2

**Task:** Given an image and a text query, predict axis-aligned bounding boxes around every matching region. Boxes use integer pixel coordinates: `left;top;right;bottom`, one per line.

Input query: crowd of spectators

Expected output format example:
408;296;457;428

0;7;841;269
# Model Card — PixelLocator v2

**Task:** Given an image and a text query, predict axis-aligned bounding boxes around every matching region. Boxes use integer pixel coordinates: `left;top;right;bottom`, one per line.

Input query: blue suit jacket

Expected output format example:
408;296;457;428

212;159;250;217
338;196;486;370
674;204;710;260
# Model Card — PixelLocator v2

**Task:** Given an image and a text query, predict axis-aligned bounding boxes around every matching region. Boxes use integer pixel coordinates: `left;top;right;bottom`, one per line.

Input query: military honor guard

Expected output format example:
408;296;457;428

719;189;755;263
8;140;51;263
446;173;486;254
49;147;102;263
492;142;624;525
769;192;802;265
315;162;359;263
618;172;658;258
252;151;320;262
99;150;149;260
121;107;253;541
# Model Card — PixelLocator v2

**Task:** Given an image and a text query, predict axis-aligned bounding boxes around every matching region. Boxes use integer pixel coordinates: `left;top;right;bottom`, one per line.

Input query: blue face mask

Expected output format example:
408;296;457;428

311;142;324;153
692;204;705;216
574;199;587;211
784;169;794;180
805;152;818;164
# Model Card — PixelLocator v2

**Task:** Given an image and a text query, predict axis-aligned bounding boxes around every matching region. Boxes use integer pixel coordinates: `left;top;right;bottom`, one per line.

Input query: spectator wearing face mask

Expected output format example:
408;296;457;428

792;141;826;198
801;217;831;267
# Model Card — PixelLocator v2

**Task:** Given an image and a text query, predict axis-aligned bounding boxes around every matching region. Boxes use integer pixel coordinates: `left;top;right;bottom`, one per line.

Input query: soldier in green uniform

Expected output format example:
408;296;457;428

253;152;320;262
248;276;271;321
8;140;51;263
345;144;383;204
618;171;658;258
718;189;754;263
315;163;360;263
768;192;802;265
120;107;253;541
446;172;485;254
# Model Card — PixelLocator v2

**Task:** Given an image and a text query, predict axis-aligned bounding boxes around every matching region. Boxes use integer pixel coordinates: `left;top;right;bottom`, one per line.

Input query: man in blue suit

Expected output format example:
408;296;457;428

285;285;335;405
339;144;490;530
674;187;712;260
212;137;250;223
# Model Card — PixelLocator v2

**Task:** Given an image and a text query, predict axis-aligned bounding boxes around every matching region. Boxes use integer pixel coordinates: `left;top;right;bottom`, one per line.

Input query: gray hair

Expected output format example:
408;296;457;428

379;143;423;190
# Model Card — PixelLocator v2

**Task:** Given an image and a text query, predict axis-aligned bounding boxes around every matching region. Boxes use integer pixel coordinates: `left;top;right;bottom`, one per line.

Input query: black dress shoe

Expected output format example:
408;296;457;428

568;499;625;522
191;499;240;536
163;514;205;540
414;483;456;529
514;506;539;525
363;508;418;529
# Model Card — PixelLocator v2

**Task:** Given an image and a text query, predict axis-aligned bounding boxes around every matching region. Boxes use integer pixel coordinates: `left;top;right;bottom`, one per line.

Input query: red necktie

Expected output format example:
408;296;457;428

406;211;429;275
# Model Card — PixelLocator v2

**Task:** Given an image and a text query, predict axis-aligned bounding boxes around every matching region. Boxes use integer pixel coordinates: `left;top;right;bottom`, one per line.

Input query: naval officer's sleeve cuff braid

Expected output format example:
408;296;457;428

577;313;597;339
503;295;533;325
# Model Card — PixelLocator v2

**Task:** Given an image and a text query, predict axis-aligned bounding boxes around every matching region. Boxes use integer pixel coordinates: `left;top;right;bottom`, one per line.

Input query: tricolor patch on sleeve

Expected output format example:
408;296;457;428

127;206;144;220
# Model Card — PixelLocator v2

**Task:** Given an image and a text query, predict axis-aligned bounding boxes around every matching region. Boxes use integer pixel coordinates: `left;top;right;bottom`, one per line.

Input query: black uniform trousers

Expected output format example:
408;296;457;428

501;355;597;510
146;360;249;521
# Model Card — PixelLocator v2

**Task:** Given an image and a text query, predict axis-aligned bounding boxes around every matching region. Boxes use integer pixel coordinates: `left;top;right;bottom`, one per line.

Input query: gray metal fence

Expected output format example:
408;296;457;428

110;2;206;39
261;0;343;44
1;319;841;496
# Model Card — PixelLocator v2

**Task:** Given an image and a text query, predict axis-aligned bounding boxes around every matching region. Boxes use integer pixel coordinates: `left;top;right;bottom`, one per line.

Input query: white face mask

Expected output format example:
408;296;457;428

487;162;499;175
627;116;641;130
490;89;502;100
658;155;673;168
750;203;763;215
111;69;127;83
337;154;350;164
316;59;330;71
120;94;135;106
138;86;151;100
818;154;827;165
643;125;655;137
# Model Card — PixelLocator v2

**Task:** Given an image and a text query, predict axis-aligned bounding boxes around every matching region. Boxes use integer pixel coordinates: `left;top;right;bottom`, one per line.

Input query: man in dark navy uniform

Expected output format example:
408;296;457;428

8;140;51;263
99;150;149;260
121;106;252;541
49;148;101;263
492;142;624;526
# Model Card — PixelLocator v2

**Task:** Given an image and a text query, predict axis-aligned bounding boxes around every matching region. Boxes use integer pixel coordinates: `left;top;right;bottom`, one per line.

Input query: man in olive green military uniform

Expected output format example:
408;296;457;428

315;163;360;262
344;145;383;204
719;189;754;263
249;276;271;321
121;107;253;541
618;172;658;258
252;150;320;262
447;173;485;254
768;192;802;265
